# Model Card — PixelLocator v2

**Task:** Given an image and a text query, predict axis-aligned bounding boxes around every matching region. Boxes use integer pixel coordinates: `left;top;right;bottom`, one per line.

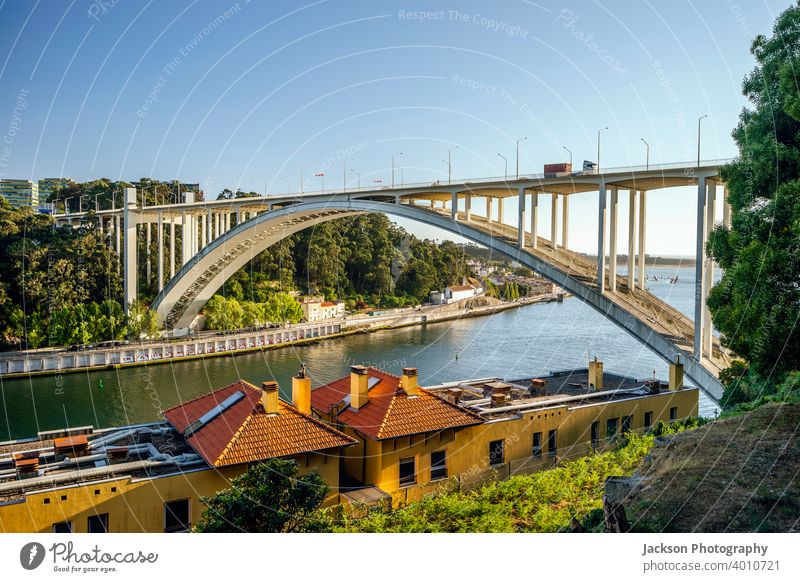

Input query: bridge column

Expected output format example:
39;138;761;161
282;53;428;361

627;190;637;289
225;212;230;233
694;175;707;361
486;197;492;223
181;211;188;267
530;192;538;249
451;190;458;220
122;188;138;313
497;197;504;226
114;214;121;259
561;193;569;249
157;212;164;292
169;216;175;279
517;187;526;250
200;213;207;249
236;207;242;225
145;221;152;285
722;184;731;228
637;190;647;290
551;194;559;249
703;180;717;357
609;187;618;292
207;208;213;243
465;193;471;221
597;183;607;292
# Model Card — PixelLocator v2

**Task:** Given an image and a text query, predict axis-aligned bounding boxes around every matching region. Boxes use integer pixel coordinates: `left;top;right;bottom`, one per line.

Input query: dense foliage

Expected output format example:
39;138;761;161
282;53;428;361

0;199;124;348
202;293;303;329
195;459;328;533
709;3;800;405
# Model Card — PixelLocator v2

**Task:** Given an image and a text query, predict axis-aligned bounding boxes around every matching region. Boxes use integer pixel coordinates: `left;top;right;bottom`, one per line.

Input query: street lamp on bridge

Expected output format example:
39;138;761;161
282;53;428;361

697;114;707;167
640;138;649;170
497;153;508;180
391;152;403;189
563;145;573;168
516;137;527;179
443;145;458;185
597;127;608;173
350;168;361;190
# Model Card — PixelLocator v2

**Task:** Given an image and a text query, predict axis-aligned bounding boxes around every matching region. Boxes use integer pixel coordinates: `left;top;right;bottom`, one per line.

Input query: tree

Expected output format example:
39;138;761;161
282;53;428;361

708;3;800;389
264;292;302;324
195;459;328;533
127;300;161;339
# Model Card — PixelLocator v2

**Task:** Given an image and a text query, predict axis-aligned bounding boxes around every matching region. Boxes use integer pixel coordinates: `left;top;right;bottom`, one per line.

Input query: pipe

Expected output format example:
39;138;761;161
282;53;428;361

472;387;649;414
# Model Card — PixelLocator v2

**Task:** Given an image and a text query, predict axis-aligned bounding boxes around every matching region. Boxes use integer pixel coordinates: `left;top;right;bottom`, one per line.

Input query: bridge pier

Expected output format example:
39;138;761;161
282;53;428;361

530;192;538;249
703;180;717;357
114;215;121;261
497;197;504;225
517;187;526;250
451;190;458;220
694;175;707;361
561;193;569;249
609;187;618;292
123;188;138;313
597;183;607;292
158;212;164;292
145;221;152;285
464;193;471;221
169;216;175;279
551;194;559;249
627;189;637;290
637;190;647;290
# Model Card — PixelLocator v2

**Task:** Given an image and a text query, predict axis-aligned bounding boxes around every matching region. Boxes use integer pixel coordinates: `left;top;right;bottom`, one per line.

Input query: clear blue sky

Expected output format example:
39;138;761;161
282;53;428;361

0;0;789;254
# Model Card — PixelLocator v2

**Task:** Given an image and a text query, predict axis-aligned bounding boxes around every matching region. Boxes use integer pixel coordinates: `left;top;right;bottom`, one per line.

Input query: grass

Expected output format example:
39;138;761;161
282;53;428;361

625;403;800;532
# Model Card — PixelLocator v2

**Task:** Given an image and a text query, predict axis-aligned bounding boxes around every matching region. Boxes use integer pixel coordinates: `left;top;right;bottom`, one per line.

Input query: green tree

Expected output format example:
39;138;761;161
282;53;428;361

708;3;800;394
127;300;161;339
195;459;328;533
264;292;302;324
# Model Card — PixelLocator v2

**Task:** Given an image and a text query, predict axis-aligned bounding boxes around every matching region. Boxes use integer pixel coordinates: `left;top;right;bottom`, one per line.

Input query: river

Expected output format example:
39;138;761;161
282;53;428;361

0;266;718;441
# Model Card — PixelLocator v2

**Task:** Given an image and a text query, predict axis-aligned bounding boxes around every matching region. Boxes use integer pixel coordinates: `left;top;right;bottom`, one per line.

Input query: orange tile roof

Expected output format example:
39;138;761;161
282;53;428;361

310;368;483;440
163;380;355;467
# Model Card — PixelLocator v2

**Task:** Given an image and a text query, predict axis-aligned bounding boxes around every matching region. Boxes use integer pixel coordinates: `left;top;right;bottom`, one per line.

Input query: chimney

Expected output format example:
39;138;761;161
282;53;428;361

261;380;279;414
400;367;420;395
490;393;507;408
588;357;603;390
530;378;548;396
292;364;312;414
350;365;369;409
669;355;684;390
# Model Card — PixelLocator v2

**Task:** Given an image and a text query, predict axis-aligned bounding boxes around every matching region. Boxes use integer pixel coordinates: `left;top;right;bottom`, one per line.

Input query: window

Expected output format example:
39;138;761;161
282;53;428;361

622;415;633;434
670;407;678;422
591;421;600;446
164;499;190;533
52;521;72;533
489;440;505;466
88;513;108;533
548;430;558;457
606;418;619;439
430;451;447;481
644;411;653;430
399;457;416;486
532;432;542;457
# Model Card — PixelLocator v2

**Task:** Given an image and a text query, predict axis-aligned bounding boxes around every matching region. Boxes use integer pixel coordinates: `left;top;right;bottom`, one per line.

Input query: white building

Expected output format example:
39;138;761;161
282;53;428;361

429;284;481;305
301;300;345;322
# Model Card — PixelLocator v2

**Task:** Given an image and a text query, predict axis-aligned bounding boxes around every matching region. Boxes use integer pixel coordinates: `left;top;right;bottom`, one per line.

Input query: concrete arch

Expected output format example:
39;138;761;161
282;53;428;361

152;199;724;401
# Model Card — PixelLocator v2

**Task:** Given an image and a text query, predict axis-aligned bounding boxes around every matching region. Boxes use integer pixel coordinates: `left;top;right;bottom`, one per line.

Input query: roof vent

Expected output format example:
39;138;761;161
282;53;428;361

184;390;245;437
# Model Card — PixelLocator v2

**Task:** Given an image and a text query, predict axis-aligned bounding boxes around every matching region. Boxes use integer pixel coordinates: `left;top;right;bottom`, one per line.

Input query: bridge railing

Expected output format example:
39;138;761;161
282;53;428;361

52;158;733;217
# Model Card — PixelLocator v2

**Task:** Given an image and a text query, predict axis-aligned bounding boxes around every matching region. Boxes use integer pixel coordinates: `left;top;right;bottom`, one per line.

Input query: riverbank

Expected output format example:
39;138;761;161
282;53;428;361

0;293;561;380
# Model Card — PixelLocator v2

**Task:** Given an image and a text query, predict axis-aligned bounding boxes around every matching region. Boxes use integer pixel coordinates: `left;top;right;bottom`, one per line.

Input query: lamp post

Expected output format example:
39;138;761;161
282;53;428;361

563;146;573;168
443;146;458;185
697;114;707;167
350;168;361;189
597;127;608;173
516;137;527;179
391;152;403;189
640;138;649;170
497;153;508;180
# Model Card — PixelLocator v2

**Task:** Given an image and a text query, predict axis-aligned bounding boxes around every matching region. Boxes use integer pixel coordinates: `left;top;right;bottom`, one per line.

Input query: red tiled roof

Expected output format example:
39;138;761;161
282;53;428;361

310;368;483;440
163;380;355;467
320;302;335;307
450;285;475;292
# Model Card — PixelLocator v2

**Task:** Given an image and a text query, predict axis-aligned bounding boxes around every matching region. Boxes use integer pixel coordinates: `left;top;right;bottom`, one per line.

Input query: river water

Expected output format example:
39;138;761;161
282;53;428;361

0;266;718;441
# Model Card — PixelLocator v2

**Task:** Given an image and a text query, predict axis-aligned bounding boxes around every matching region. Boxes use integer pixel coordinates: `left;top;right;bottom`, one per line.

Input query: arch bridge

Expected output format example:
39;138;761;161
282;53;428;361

55;160;732;400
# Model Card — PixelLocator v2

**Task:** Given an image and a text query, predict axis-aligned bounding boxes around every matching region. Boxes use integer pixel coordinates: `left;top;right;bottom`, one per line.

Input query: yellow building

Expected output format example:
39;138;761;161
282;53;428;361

311;360;698;507
0;372;354;533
